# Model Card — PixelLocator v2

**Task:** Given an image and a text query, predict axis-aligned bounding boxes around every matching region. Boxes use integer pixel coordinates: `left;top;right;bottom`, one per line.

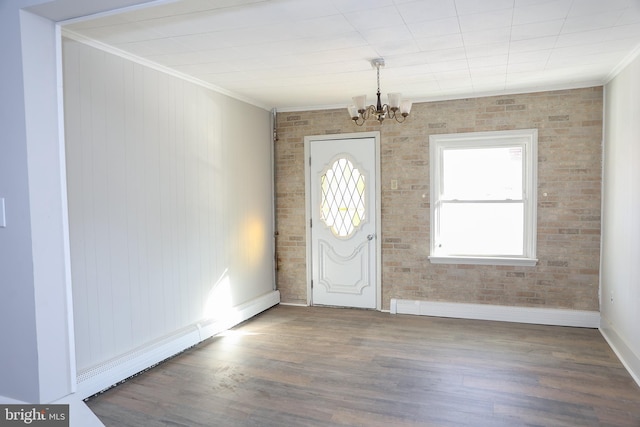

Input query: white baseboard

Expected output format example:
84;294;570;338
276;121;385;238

599;316;640;388
390;298;600;328
279;302;308;307
76;290;280;399
197;290;281;339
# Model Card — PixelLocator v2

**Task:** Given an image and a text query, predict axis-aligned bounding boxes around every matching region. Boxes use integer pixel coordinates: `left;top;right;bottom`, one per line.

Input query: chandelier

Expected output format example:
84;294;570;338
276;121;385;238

347;58;412;126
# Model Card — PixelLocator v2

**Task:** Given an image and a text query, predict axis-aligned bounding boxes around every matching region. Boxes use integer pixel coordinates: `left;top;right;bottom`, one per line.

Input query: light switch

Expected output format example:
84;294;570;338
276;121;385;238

0;198;5;228
391;180;398;190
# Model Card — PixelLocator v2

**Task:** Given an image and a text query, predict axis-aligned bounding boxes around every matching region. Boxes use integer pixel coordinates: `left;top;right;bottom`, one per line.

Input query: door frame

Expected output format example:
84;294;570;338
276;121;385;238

304;131;382;310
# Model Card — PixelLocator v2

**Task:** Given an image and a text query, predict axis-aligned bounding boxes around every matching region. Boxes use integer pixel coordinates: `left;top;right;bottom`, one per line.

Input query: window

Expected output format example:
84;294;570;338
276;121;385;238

320;157;366;238
429;129;538;266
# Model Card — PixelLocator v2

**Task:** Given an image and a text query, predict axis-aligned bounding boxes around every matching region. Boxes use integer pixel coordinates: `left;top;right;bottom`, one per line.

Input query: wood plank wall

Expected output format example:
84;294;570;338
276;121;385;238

63;38;274;373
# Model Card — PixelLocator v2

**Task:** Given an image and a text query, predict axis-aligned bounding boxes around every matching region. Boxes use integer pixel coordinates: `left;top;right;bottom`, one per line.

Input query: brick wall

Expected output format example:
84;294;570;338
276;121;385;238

275;87;602;311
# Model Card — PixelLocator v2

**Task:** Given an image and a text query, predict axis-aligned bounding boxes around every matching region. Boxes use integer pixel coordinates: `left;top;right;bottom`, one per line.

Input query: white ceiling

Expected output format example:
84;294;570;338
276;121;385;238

61;0;640;111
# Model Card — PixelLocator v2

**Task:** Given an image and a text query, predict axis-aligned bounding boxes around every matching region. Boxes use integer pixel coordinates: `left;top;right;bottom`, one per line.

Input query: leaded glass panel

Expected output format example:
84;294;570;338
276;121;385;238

320;158;366;237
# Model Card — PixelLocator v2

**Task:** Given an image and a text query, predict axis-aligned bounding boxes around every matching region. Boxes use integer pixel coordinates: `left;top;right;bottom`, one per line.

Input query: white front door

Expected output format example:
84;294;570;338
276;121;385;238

307;134;379;309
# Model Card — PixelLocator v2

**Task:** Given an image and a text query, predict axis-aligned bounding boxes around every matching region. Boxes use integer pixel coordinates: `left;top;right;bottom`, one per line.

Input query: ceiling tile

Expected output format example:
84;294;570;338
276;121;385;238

457;9;514;33
555;29;614;48
512;0;573;25
610;24;640;39
331;0;395;14
415;33;465;51
119;0;265;21
344;6;406;31
567;0;632;17
468;55;508;68
271;0;341;20
62;0;640;109
406;17;461;38
508;49;552;65
511;19;565;41
461;26;512;46
454;0;513;16
426;47;468;63
289;14;355;38
464;43;510;58
396;0;458;24
509;36;558;53
358;24;416;45
562;11;624;34
429;59;469;72
507;61;547;73
373;40;422;57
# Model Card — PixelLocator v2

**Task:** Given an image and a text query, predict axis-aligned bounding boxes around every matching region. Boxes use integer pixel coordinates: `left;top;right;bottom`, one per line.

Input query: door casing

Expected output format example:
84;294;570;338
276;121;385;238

304;131;381;310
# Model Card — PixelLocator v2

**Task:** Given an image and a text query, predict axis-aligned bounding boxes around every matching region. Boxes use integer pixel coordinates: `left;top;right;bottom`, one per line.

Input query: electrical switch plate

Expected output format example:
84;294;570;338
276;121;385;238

0;198;5;227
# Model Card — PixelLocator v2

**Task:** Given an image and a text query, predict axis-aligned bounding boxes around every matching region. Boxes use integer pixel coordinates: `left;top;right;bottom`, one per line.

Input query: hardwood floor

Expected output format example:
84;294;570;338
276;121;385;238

86;305;640;426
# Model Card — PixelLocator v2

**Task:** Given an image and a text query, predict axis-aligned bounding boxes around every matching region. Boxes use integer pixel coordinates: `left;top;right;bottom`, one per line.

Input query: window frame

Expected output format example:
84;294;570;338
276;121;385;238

429;129;538;267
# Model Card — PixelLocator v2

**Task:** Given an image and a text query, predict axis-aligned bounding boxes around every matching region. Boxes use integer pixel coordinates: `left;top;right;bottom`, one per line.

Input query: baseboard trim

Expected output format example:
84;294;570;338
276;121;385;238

599;316;640;388
76;290;280;399
279;302;308;307
390;299;600;328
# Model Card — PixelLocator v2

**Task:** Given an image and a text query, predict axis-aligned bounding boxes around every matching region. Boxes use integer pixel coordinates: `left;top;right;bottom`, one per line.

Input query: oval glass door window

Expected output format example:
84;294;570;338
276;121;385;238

320;158;366;237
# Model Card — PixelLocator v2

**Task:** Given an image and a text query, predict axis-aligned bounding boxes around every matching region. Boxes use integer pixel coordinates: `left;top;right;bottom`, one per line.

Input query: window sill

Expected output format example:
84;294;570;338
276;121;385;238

428;256;538;267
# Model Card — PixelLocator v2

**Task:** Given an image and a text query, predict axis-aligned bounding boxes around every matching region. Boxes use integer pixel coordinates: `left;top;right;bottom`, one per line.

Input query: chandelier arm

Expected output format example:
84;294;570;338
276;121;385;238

361;105;377;121
393;113;407;123
382;103;396;120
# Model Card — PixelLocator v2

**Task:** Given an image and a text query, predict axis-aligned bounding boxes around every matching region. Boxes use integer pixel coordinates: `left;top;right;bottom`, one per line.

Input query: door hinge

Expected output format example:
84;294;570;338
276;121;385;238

309;156;312;166
310;218;312;228
311;279;313;289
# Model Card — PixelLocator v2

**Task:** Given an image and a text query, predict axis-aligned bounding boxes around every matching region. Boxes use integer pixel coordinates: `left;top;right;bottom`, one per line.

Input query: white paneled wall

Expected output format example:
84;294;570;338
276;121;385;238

63;38;274;374
601;52;640;385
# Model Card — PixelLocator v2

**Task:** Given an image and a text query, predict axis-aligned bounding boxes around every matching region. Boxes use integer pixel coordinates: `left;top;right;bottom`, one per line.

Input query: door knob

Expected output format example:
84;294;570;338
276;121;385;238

367;233;376;241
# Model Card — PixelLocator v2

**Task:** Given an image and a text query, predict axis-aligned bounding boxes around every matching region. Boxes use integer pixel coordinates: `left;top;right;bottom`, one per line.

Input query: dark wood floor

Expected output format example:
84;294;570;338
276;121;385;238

87;305;640;427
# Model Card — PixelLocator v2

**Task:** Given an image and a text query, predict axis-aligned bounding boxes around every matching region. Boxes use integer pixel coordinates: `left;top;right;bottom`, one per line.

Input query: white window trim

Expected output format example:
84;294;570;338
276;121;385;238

429;129;538;267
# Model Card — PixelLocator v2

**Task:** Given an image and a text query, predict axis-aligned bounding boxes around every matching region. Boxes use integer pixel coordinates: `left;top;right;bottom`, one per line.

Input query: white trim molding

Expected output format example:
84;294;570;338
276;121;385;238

429;129;538;267
390;298;600;328
75;291;279;400
600;316;640;388
428;256;538;267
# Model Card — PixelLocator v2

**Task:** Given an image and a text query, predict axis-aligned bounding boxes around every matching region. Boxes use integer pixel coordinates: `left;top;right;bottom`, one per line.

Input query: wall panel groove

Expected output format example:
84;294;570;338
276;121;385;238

63;38;275;374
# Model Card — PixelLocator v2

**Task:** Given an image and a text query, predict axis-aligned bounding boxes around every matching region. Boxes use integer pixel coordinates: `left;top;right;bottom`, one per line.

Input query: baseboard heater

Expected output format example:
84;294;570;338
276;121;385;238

390;298;600;328
76;290;280;400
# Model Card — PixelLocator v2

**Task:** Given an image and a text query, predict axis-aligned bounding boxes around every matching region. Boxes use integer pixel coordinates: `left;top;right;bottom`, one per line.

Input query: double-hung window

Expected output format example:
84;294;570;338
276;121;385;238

429;129;538;266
